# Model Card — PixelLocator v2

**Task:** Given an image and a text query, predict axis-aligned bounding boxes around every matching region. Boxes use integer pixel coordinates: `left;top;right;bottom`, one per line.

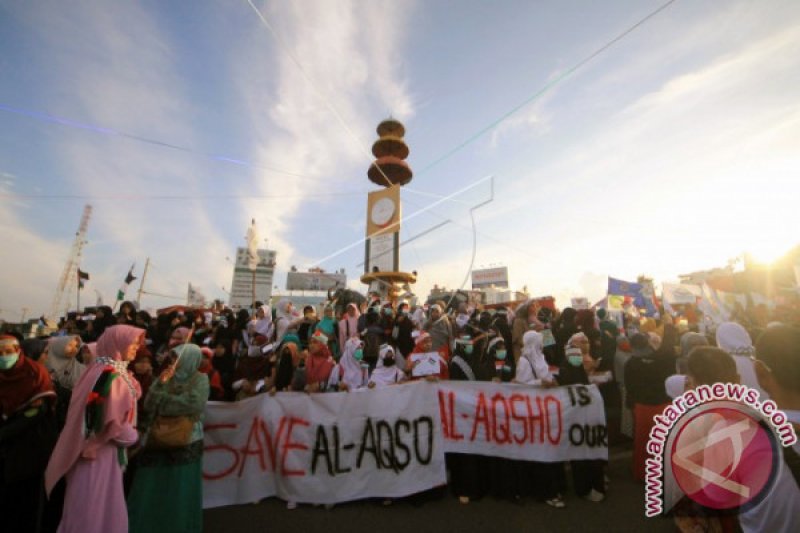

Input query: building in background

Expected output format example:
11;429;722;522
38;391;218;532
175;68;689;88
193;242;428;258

471;266;509;289
286;268;346;291
229;247;276;309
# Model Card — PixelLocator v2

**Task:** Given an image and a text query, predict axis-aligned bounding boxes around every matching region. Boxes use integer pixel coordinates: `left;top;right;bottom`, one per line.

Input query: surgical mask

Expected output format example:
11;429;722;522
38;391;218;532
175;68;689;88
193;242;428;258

0;354;19;370
568;355;583;367
464;345;474;355
495;350;507;360
354;349;364;361
383;308;393;316
383;356;395;366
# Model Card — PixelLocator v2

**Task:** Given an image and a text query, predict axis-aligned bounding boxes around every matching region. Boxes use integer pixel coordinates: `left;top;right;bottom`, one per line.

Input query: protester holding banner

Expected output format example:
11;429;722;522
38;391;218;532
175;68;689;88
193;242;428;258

330;337;367;391
514;331;556;388
45;325;143;533
559;344;607;503
0;334;58;533
446;338;485;504
368;345;405;388
128;343;209;533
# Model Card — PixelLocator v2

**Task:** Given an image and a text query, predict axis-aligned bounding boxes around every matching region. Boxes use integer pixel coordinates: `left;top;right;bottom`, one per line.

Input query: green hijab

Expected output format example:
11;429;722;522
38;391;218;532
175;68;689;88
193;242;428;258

172;343;202;382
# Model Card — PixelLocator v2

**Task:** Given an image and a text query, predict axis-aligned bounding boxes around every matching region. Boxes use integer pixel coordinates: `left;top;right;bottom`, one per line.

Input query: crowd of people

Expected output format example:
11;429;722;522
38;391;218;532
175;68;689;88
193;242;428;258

1;294;799;532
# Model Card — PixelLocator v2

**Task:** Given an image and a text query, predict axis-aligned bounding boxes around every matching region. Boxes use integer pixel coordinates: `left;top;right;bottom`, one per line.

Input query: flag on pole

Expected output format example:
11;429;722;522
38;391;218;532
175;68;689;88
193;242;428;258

117;265;136;301
607;277;657;316
246;218;259;272
77;268;90;290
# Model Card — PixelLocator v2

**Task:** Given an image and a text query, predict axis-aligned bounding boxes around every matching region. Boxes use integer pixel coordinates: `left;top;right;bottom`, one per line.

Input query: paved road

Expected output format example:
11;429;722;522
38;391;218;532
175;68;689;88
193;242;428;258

204;446;675;533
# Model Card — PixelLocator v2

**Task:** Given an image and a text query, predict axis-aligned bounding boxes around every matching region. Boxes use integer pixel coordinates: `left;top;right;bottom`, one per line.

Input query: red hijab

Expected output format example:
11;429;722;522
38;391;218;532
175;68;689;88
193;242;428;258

0;335;53;417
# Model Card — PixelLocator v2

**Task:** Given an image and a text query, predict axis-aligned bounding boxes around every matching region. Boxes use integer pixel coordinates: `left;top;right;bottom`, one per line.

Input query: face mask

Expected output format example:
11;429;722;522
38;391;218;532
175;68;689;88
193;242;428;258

568;355;583;367
354;349;364;361
495;350;507;360
384;308;393;316
383;356;395;366
464;345;474;355
0;354;19;370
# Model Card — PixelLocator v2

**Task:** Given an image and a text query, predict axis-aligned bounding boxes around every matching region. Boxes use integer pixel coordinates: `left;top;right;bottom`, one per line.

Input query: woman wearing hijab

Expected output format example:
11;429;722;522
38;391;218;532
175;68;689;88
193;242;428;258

249;304;274;342
331;337;368;391
199;347;225;401
271;339;305;393
446;338;486;504
46;335;85;430
275;299;300;345
715;322;766;399
478;338;523;503
232;336;275;400
20;337;48;365
45;325;143;533
511;301;540;363
624;314;677;481
338;303;361;354
128;343;209;533
304;332;336;392
315;306;340;359
514;331;565;508
407;332;449;381
368;345;406;388
558;341;607;503
424;304;454;359
553;307;578;367
0;335;58;532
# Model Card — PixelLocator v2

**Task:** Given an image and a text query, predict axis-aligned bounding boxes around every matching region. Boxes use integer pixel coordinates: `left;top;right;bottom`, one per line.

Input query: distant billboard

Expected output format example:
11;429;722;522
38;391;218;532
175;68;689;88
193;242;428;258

286;272;346;291
471;267;509;289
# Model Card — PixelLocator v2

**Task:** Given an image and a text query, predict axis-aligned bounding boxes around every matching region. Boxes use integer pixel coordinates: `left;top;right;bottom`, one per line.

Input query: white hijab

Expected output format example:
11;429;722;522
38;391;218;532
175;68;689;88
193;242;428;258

369;345;405;387
45;335;85;390
253;304;273;338
515;330;552;385
338;337;365;390
715;322;766;399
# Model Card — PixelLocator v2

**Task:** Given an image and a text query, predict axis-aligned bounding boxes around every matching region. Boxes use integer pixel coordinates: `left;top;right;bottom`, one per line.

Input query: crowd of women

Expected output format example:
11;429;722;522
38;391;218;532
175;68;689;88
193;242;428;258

1;296;799;532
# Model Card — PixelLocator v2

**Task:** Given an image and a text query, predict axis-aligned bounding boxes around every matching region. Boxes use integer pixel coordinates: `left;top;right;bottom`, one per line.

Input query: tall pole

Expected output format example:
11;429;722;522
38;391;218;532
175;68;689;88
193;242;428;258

136;257;151;309
252;269;256;309
77;281;81;314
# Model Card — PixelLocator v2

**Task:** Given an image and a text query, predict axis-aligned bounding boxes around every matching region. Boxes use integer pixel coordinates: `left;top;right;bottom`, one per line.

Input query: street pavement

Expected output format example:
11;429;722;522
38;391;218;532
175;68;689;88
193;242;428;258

204;444;676;533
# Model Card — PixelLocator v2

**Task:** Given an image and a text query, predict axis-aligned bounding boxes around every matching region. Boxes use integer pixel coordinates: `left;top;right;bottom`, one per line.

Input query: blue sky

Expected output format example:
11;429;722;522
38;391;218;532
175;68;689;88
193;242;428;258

1;0;799;318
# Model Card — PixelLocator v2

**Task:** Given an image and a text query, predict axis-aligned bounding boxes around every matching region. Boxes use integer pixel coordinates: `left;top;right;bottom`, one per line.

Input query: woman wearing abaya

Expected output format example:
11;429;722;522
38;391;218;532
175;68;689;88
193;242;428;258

511;301;540;363
446;338;486;504
624;314;677;481
558;342;607;503
553;307;578;367
128;344;209;533
514;330;566;508
393;302;416;360
45;325;143;533
0;335;58;533
480;338;525;503
423;304;454;359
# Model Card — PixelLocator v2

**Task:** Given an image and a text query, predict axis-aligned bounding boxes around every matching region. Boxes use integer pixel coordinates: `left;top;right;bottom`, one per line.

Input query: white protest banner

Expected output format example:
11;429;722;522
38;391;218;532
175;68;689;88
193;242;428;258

202;381;445;508
201;381;608;509
662;283;700;305
436;381;608;462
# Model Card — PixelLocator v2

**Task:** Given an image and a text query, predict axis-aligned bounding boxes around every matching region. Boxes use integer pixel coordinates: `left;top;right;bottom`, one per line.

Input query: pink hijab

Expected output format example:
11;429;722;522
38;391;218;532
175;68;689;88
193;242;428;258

45;325;143;494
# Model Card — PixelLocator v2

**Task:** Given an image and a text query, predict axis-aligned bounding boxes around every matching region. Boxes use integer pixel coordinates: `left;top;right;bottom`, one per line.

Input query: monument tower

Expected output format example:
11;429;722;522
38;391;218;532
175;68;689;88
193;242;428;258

362;118;416;302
